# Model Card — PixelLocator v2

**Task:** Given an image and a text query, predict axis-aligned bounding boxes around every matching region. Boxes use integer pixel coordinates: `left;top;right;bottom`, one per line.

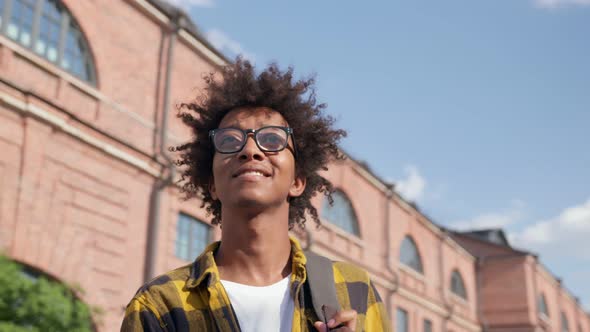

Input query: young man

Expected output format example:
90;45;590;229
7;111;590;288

121;59;390;331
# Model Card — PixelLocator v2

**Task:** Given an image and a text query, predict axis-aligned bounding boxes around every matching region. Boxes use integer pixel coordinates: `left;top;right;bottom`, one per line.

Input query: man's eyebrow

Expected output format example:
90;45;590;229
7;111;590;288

217;124;241;129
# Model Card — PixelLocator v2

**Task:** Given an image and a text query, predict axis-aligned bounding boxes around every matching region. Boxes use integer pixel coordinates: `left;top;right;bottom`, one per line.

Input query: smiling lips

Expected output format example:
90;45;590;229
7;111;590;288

232;166;271;180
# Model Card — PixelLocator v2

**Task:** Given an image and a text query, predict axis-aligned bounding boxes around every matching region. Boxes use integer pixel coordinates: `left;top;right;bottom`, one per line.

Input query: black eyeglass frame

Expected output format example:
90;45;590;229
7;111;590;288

209;126;297;158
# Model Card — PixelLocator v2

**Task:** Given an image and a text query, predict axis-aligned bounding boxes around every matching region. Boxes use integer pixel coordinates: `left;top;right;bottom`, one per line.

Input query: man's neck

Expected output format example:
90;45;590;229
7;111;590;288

214;206;293;286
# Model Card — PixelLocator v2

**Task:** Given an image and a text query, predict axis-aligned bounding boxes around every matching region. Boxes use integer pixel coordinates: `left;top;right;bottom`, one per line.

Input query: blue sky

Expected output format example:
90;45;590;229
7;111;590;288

169;0;590;307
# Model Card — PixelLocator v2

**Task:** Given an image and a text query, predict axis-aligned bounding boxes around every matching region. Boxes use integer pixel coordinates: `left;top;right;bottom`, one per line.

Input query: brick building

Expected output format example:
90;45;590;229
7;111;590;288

0;1;587;331
451;230;590;332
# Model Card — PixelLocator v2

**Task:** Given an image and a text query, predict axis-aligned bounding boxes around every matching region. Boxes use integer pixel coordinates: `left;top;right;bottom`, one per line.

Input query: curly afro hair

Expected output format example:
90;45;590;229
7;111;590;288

172;57;346;229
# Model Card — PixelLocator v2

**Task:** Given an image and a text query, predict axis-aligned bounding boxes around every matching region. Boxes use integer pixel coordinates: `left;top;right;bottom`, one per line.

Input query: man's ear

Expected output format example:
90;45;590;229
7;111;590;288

288;176;306;198
209;177;218;200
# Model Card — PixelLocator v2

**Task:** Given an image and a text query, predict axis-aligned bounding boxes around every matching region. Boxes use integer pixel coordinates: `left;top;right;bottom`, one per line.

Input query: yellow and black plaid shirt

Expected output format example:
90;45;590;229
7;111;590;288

121;238;391;331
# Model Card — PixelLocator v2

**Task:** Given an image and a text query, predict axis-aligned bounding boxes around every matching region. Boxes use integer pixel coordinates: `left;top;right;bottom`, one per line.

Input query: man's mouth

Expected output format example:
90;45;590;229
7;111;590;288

232;168;271;178
235;170;266;178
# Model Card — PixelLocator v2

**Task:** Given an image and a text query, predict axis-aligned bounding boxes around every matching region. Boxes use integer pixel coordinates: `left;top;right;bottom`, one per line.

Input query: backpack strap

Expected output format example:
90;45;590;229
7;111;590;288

304;250;341;322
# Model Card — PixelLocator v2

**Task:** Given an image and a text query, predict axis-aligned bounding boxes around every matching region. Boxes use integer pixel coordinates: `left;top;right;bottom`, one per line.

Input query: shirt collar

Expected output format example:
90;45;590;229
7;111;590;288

185;236;308;290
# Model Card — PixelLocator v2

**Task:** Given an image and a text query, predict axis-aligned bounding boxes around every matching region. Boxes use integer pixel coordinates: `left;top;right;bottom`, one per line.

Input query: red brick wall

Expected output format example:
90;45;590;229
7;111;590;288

477;255;531;328
0;0;218;330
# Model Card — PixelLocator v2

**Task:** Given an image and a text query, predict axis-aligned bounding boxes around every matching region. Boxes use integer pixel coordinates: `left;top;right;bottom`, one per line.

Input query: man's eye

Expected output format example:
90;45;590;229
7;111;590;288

262;134;281;143
259;134;285;148
221;136;239;144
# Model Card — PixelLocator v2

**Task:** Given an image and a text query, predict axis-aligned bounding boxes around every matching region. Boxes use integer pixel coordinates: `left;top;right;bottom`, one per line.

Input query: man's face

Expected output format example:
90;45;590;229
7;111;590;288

209;107;306;213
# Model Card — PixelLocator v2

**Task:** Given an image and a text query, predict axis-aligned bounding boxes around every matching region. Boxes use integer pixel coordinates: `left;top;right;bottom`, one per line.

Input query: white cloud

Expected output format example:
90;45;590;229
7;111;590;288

450;199;525;231
510;199;590;258
533;0;590;8
165;0;214;9
395;165;426;202
205;29;256;62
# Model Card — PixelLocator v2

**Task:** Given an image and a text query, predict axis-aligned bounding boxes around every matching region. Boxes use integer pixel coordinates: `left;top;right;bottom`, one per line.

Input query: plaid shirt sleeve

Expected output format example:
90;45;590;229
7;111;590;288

120;297;165;332
364;278;391;332
332;261;392;332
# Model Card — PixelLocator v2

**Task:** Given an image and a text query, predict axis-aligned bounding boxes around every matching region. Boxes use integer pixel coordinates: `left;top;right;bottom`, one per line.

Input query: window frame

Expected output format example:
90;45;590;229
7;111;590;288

396;307;409;332
423;318;433;332
399;235;424;274
0;0;96;84
538;293;549;318
561;311;570;332
175;213;211;262
321;189;361;237
450;269;468;300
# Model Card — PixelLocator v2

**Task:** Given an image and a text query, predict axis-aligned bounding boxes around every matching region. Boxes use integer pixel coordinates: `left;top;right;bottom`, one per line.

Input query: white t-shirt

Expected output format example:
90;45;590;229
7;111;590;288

220;275;294;332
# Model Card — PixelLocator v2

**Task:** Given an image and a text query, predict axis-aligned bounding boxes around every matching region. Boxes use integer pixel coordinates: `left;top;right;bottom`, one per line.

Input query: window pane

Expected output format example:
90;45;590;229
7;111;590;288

35;39;46;54
400;236;423;273
66;29;79;53
562;312;569;332
0;0;4;27
20;30;31;46
48;21;60;42
396;308;408;332
424;319;433;332
37;15;60;60
47;46;57;61
7;23;19;39
321;190;360;236
61;55;71;69
8;0;34;43
175;215;190;260
189;221;209;259
73;58;84;77
451;270;467;299
538;294;549;317
61;24;92;81
176;214;210;261
22;2;33;24
43;0;61;20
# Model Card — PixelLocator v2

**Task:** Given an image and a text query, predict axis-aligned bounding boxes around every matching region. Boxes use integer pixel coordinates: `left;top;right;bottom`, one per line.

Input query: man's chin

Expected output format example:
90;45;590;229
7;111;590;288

230;195;284;210
234;198;267;208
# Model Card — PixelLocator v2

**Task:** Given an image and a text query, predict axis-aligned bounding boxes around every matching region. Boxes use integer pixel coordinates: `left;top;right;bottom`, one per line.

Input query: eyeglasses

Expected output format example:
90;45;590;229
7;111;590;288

209;126;296;156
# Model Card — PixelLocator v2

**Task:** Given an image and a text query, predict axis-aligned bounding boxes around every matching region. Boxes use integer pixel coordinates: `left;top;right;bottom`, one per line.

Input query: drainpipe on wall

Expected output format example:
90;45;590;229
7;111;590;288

532;256;540;329
384;183;399;319
143;14;181;283
439;230;454;332
476;257;489;332
556;278;564;332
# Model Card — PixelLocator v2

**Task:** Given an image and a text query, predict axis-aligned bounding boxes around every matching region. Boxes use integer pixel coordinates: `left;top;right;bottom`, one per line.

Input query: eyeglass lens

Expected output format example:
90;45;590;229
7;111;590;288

213;127;289;153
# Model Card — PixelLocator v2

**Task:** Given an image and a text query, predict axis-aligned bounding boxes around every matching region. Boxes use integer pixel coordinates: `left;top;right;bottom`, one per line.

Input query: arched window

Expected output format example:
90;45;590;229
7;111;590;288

561;312;569;332
538;294;549;317
399;236;423;273
1;0;96;84
450;269;467;299
321;190;360;236
175;213;211;261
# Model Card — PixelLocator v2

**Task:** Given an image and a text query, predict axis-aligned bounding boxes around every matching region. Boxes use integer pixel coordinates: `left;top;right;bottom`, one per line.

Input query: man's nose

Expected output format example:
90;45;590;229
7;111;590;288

238;135;264;161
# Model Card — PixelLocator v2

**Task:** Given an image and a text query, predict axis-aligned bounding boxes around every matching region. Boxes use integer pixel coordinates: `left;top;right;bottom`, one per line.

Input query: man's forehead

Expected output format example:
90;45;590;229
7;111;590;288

219;107;288;128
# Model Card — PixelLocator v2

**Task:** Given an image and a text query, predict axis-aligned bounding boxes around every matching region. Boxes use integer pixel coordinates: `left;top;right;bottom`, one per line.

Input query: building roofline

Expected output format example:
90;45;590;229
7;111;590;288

338;148;477;262
534;259;586;309
448;231;532;257
450;231;589;311
134;0;230;65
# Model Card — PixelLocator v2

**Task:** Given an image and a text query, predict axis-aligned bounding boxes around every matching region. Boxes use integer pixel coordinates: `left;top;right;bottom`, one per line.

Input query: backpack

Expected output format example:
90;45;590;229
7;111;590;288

304;251;342;323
